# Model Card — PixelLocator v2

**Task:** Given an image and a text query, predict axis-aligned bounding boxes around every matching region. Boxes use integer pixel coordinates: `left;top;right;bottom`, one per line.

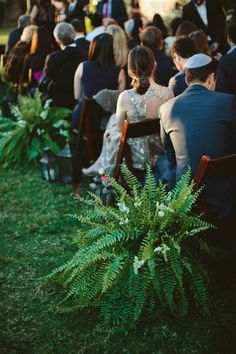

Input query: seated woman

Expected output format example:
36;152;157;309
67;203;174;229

3;25;38;90
72;32;126;130
82;45;173;177
22;26;54;88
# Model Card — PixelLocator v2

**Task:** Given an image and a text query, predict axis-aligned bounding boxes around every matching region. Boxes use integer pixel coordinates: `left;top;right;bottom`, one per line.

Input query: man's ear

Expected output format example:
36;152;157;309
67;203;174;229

185;72;190;86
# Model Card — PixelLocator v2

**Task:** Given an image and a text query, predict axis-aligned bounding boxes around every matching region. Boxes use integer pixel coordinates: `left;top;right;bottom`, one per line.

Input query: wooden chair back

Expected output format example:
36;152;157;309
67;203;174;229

194;154;236;187
193;154;236;217
113;118;160;181
77;97;105;165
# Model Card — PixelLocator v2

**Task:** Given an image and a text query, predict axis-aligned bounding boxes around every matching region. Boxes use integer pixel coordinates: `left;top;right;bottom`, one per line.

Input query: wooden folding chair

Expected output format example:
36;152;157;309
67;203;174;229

194;154;236;187
194;154;236;216
77;97;105;165
113;118;160;182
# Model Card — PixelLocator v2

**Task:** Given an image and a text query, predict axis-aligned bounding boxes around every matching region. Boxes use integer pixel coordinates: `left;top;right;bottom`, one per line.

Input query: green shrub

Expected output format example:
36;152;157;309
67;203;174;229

0;89;71;167
49;166;213;332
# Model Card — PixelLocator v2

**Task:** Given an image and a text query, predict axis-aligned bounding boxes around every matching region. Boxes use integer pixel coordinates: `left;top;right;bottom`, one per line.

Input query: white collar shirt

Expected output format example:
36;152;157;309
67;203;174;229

103;0;112;18
194;1;208;27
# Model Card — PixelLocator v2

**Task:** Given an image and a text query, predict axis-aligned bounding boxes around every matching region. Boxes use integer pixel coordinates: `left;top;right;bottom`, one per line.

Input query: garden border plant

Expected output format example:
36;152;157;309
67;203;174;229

48;165;214;332
0;89;71;167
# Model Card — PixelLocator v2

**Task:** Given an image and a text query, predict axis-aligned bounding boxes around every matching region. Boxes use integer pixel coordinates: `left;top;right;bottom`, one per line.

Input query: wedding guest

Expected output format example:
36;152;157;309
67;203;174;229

82;45;173;177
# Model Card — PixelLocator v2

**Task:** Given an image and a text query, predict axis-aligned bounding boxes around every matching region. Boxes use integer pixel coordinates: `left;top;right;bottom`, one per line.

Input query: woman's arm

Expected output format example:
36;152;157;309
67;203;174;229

30;5;38;21
116;91;128;132
74;62;83;100
118;68;126;91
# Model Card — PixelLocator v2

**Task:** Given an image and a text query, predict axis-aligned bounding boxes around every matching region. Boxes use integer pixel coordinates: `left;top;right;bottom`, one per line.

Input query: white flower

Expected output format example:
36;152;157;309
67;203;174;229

117;201;130;213
44;99;52;110
154;243;170;262
98;168;105;175
40;111;48;120
59;129;68;137
119;217;129;225
133;256;145;275
154;246;162;253
156;201;174;214
158;210;165;217
17;120;26;128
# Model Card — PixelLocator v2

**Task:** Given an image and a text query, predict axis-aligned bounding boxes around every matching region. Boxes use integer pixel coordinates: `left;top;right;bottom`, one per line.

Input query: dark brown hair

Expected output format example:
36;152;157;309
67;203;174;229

88;33;115;72
176;20;198;38
171;36;198;59
140;25;162;49
128;45;155;95
189;29;211;55
185;58;218;83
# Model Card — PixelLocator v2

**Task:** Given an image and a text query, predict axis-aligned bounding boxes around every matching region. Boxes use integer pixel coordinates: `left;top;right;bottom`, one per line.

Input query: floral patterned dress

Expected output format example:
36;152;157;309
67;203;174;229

84;85;173;176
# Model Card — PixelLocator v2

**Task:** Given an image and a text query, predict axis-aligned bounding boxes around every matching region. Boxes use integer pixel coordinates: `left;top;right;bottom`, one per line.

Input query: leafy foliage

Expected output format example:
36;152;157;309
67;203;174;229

48;166;213;331
0;89;71;167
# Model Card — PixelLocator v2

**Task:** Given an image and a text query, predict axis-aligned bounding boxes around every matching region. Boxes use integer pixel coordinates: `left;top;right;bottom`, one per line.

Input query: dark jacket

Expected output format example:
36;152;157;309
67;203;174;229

152;48;177;87
182;0;225;46
4;27;24;60
219;47;236;90
157;84;236;218
42;45;85;109
75;36;90;58
96;0;127;27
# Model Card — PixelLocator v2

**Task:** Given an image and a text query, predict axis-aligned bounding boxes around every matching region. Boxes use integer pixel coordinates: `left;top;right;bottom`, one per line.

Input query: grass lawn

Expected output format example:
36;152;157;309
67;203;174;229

0;166;236;353
0;27;13;45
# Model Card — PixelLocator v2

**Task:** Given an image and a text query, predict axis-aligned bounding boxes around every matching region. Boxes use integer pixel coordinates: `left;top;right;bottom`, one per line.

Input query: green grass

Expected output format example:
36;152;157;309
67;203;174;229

0;166;236;353
0;27;13;45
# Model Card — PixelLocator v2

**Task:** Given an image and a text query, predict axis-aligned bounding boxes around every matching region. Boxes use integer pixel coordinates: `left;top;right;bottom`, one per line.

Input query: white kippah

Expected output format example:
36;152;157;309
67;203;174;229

124;19;134;34
184;54;212;69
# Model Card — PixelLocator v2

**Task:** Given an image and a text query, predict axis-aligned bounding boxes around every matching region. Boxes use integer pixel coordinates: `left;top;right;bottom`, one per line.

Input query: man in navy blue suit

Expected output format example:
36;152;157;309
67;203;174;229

156;54;236;219
140;26;177;87
96;0;127;27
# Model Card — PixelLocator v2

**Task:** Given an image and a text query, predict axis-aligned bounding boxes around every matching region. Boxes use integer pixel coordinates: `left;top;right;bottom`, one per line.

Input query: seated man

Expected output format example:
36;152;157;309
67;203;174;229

40;22;86;109
156;54;236;220
140;25;177;87
168;36;198;96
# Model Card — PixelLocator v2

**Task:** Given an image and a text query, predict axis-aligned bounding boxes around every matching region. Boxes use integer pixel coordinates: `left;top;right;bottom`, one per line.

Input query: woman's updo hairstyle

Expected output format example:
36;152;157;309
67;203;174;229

128;45;155;95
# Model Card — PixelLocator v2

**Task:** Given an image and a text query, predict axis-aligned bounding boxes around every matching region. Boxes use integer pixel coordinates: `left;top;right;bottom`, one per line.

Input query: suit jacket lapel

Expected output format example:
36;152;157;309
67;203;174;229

190;0;207;30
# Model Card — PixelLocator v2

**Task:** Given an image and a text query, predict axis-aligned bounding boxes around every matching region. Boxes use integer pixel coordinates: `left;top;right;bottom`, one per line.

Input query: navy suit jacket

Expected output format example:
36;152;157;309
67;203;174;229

152;48;177;87
157;84;236;218
219;47;236;92
97;0;127;26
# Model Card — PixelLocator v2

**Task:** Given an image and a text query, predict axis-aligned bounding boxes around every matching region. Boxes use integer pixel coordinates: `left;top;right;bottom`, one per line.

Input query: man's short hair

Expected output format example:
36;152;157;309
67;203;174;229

171;36;197;59
53;22;75;46
70;19;85;34
185;58;218;83
140;25;162;49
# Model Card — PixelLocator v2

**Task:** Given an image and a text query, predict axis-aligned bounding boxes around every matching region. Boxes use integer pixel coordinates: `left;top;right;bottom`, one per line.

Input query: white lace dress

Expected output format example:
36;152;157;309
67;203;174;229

84;85;173;176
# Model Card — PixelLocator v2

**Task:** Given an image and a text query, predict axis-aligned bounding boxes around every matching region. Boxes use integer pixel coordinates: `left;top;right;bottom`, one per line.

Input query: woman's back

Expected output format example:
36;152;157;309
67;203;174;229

125;85;173;121
81;60;121;98
120;84;173;170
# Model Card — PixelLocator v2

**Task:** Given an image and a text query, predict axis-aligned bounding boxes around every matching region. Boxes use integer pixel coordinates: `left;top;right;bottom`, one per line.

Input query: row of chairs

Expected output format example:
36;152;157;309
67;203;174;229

77;97;236;193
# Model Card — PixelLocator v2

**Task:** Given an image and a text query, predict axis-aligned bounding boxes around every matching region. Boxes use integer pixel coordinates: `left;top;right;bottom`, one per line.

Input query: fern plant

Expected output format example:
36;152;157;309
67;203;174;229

48;166;213;331
0;89;71;167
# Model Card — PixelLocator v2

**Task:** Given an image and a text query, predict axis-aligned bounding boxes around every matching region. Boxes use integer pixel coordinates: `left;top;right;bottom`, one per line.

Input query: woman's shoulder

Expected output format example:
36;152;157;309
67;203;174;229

149;84;174;102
